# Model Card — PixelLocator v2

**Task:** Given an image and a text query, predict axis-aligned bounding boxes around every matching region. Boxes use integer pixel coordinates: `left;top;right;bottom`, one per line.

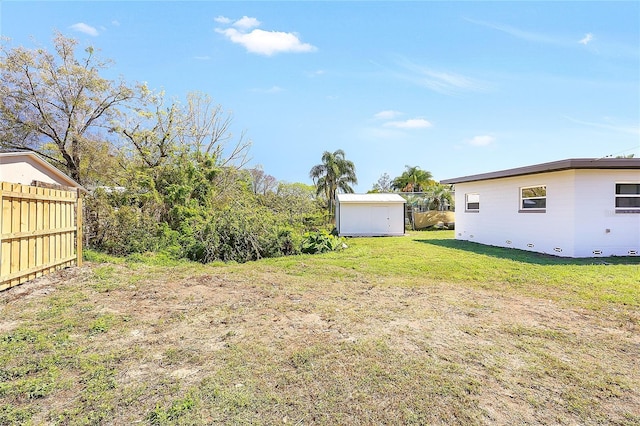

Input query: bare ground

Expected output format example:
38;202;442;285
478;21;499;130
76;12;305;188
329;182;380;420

1;262;638;425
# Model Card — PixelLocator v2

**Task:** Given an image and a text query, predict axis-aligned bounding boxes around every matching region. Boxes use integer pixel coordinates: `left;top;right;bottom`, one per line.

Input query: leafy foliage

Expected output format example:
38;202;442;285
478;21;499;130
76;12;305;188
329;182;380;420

370;172;392;193
2;32;338;264
0;33;138;184
85;149;324;262
309;149;358;220
392;165;434;193
301;230;346;254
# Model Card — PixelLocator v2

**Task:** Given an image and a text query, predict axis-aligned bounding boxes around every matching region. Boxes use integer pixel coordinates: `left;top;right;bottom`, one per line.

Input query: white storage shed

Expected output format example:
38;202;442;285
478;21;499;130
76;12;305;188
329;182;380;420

441;158;640;258
335;193;406;237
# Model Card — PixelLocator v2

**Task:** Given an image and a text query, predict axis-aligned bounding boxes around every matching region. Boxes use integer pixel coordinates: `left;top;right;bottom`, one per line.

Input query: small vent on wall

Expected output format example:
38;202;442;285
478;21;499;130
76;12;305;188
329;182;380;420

458;233;462;237
553;247;563;253
592;250;603;255
469;234;474;238
629;250;638;256
527;243;535;248
505;240;512;245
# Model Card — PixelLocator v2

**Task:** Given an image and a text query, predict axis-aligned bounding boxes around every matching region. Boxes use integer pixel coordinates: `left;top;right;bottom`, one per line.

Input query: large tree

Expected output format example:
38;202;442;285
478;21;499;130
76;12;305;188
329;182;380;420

0;33;138;185
391;165;434;192
248;165;277;196
114;90;252;203
424;183;454;211
370;172;392;193
309;149;357;219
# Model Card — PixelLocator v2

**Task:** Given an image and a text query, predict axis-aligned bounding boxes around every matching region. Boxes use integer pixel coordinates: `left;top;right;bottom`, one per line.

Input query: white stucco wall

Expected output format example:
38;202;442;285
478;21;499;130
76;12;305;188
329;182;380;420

454;171;576;256
0;154;79;188
572;170;640;257
453;169;640;257
337;202;405;236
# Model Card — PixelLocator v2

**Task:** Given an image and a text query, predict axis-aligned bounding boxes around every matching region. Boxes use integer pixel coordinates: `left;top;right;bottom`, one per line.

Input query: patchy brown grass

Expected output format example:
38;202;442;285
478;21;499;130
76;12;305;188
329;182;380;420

1;231;638;425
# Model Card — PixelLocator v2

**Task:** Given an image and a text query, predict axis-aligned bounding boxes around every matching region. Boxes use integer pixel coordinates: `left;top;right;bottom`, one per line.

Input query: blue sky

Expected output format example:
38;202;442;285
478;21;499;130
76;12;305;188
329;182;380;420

2;1;639;191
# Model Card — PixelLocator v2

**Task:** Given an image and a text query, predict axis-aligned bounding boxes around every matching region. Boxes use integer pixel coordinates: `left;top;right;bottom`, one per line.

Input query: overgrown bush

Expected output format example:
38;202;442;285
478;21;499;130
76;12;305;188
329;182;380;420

84;159;324;263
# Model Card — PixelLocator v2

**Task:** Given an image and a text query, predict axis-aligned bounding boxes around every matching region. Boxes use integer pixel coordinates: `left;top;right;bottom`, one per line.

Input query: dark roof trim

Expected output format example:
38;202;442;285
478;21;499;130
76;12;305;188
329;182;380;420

440;158;640;185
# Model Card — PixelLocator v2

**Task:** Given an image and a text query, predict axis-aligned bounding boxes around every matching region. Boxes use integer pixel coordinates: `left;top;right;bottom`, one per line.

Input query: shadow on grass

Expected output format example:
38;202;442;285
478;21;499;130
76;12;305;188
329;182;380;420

415;238;640;266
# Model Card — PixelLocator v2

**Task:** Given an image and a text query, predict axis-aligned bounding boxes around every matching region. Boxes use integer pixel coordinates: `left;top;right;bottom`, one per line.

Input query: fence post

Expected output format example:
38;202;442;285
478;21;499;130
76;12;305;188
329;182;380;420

76;192;83;267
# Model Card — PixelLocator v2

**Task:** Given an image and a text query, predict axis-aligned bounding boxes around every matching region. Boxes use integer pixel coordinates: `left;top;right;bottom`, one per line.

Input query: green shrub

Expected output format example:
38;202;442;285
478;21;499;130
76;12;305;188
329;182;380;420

84;153;324;263
301;231;346;254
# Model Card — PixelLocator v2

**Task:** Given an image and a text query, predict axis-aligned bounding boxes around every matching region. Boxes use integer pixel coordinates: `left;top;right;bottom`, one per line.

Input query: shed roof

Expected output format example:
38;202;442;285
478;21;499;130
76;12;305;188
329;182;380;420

440;158;640;185
336;193;406;203
0;151;85;190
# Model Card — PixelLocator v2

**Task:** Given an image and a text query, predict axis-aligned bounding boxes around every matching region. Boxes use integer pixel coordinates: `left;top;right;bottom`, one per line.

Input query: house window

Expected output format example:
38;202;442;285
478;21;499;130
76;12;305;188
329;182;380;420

520;185;546;211
616;183;640;211
465;193;479;211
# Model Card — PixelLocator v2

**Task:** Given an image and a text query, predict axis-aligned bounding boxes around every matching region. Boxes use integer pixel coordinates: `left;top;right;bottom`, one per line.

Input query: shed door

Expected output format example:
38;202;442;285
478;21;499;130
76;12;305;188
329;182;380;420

371;206;390;234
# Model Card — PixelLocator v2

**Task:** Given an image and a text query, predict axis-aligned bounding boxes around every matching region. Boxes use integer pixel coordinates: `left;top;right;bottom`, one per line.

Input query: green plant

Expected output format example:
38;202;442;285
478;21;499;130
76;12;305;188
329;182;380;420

300;230;346;254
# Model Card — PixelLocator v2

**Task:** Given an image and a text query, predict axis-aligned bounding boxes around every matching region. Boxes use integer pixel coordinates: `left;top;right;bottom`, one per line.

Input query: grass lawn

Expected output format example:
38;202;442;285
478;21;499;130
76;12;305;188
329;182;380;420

1;230;638;425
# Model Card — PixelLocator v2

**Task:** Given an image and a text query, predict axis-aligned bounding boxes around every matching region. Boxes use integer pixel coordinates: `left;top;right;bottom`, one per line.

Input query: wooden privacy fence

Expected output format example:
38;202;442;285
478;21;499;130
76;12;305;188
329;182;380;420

0;182;82;291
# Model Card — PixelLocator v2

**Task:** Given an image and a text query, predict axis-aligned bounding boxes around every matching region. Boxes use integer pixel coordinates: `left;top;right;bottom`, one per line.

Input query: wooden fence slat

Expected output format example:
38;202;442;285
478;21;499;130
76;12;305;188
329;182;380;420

28;186;37;281
76;196;83;267
36;187;44;278
0;182;83;290
1;187;11;278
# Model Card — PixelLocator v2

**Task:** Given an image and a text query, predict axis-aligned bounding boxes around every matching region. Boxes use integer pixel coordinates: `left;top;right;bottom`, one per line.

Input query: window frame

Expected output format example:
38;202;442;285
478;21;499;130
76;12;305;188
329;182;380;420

615;182;640;213
465;193;480;212
519;185;546;212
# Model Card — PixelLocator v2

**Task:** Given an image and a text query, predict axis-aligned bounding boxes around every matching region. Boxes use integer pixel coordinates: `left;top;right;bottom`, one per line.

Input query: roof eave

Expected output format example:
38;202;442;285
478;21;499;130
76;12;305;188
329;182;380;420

0;151;86;191
440;158;640;185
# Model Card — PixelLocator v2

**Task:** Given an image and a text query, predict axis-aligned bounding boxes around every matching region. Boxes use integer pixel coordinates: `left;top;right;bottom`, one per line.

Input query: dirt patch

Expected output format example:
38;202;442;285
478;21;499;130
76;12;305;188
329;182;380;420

0;262;638;425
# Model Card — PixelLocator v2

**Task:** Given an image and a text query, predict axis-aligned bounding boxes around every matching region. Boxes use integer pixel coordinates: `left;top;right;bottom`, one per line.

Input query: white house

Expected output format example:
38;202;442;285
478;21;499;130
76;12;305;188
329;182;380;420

441;158;640;258
335;193;406;237
0;151;84;190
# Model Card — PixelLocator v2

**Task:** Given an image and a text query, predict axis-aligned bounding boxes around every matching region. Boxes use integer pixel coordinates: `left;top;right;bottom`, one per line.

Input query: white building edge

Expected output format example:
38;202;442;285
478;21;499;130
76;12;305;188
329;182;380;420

336;193;406;237
441;158;640;258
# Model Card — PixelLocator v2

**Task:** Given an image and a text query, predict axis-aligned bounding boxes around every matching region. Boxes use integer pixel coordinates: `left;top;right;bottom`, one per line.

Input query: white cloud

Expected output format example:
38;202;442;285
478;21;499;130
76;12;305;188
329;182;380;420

216;27;316;56
234;16;261;30
418;69;480;94
466;18;605;52
564;116;640;135
69;23;99;36
111;20;120;27
579;33;594;45
216;17;316;56
374;110;402;120
214;16;231;24
465;18;557;44
396;58;486;95
385;118;432;129
468;135;495;146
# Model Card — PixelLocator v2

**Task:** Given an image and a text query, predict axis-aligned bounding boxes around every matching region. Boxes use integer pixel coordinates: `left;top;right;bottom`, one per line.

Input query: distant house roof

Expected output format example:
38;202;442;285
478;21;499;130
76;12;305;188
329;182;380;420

337;193;406;203
0;151;85;190
440;158;640;185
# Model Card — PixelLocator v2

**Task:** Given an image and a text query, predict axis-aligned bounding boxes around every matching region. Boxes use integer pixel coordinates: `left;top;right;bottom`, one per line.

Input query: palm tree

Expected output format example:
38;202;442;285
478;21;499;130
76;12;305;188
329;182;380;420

309;149;358;220
391;165;434;192
425;183;454;211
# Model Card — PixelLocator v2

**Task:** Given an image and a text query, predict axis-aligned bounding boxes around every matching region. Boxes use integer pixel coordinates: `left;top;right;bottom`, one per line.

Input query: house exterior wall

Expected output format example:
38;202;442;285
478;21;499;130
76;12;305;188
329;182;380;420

0;154;78;188
337;202;405;236
454;170;576;256
572;170;639;257
453;169;640;257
